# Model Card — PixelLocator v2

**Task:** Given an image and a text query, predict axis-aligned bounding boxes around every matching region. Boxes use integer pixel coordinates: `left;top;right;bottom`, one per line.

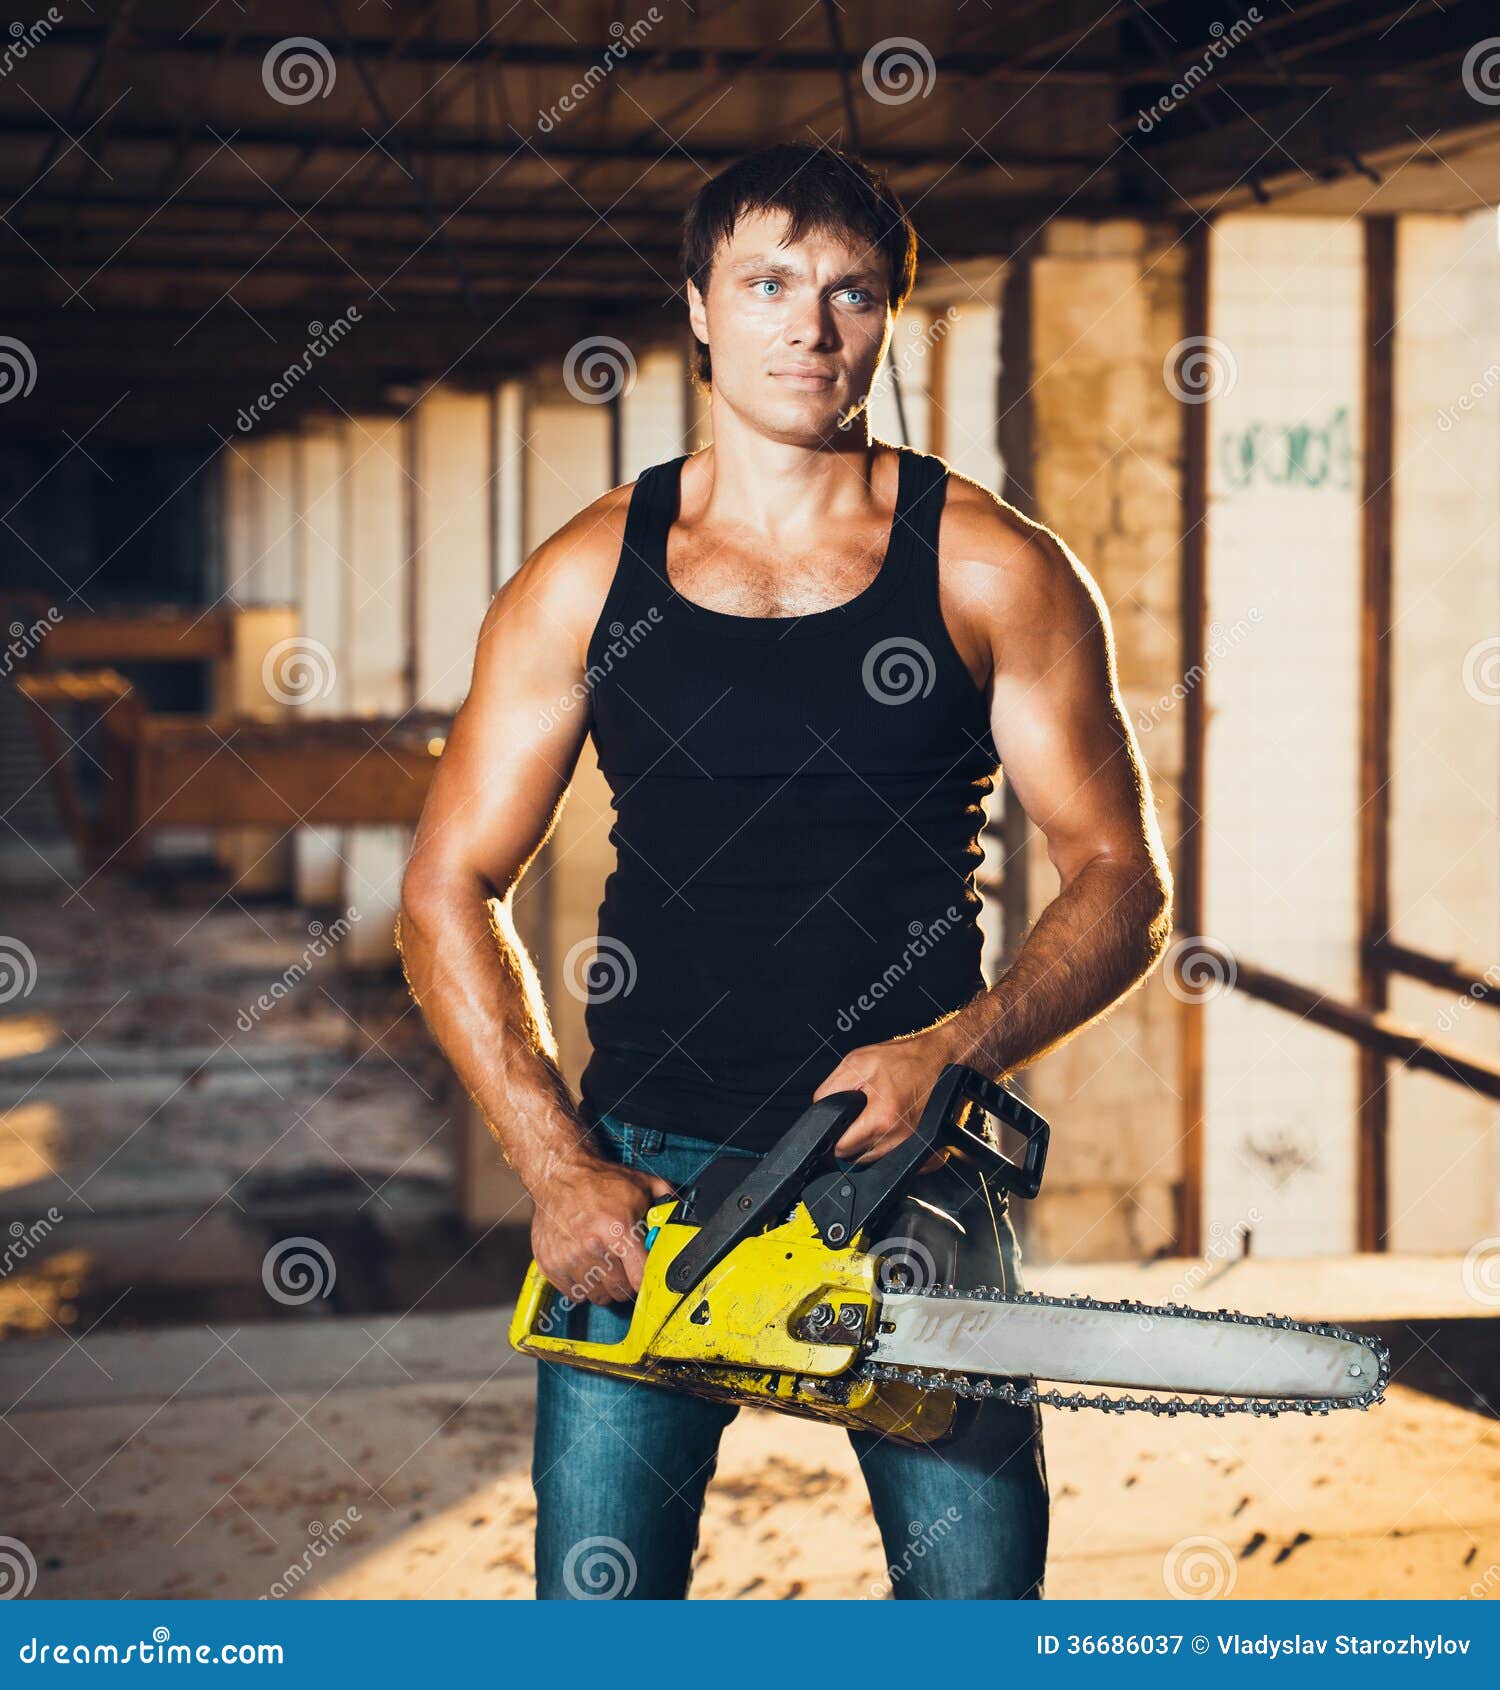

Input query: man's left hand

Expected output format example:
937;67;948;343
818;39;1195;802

812;1028;962;1167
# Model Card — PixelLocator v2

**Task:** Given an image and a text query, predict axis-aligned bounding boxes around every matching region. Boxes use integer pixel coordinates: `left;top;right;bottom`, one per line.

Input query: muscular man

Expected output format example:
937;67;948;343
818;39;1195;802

400;142;1172;1599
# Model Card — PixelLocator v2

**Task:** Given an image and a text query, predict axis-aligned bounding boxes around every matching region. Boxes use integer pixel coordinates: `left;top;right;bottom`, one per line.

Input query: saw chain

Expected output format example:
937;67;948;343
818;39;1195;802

857;1284;1391;1419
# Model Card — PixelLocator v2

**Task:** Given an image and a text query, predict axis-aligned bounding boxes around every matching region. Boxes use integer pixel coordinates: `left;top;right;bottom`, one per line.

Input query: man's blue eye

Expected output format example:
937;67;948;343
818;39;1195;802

754;279;781;296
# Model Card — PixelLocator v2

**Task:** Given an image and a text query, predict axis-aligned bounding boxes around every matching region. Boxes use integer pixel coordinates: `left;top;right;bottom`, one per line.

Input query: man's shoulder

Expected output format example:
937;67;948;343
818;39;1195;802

932;461;1102;636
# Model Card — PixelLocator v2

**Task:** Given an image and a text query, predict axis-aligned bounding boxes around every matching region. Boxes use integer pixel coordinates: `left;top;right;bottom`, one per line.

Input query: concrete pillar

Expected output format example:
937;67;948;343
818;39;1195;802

413;386;493;711
341;413;411;967
1387;210;1500;1249
618;346;689;479
1024;220;1188;1262
292;419;349;907
495;379;526;589
1202;214;1365;1257
257;435;298;607
222;445;261;605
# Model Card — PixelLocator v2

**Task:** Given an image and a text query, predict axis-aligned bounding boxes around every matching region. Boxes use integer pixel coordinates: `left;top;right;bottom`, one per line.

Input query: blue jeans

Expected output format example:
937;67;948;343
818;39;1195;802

532;1113;1049;1599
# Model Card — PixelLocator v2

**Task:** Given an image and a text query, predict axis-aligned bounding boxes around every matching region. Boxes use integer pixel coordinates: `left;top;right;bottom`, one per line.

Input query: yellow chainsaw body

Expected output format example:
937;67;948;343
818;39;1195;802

508;1197;959;1444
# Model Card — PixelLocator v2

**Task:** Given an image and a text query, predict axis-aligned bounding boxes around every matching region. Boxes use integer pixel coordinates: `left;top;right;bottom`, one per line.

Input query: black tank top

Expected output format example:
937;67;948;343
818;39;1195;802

578;445;999;1152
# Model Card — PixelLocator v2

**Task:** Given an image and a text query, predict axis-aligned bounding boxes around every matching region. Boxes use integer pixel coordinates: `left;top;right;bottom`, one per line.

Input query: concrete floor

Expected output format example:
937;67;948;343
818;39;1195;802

2;1292;1497;1601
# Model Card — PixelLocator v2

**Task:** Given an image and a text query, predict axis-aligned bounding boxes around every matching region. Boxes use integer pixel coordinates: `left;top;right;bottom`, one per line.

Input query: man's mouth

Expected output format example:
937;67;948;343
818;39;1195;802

771;367;839;389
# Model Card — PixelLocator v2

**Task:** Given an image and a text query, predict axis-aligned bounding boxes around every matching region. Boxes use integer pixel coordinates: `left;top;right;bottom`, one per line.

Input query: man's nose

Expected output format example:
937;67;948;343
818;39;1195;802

785;297;835;348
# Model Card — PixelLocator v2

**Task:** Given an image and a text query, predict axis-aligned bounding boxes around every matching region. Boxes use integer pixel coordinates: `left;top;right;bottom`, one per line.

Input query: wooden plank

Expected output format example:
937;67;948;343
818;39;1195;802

1357;217;1396;1252
44;610;234;664
1176;219;1211;1258
1378;938;1497;1005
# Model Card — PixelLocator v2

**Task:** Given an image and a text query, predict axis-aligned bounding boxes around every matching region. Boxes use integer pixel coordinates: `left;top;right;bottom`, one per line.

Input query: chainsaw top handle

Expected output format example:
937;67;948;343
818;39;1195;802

661;1064;1049;1295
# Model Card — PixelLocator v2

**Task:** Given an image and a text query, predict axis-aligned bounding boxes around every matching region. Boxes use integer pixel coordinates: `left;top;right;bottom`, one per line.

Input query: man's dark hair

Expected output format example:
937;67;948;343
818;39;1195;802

680;142;918;386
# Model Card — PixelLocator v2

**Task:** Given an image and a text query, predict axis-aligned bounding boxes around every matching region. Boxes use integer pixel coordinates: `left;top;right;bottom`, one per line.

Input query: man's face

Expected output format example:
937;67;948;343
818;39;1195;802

688;208;895;444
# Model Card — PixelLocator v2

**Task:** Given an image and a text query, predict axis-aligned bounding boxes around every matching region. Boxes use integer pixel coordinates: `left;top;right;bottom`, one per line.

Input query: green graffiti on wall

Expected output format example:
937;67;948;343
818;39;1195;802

1218;405;1353;491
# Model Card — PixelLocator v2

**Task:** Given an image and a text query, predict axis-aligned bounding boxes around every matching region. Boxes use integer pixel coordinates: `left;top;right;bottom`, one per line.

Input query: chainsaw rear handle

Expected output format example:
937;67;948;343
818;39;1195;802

802;1063;1049;1246
664;1065;1049;1292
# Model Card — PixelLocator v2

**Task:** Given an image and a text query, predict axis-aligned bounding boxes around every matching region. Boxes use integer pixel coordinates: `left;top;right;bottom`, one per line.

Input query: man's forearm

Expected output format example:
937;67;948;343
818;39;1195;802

931;854;1172;1081
398;880;603;1194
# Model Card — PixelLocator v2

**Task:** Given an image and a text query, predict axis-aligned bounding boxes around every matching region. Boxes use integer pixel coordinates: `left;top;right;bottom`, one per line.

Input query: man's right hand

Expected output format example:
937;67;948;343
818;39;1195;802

531;1157;676;1306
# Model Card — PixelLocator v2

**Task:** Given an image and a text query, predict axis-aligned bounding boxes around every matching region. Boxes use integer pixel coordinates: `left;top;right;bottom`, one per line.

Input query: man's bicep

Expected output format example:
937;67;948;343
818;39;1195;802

409;560;595;897
987;535;1151;885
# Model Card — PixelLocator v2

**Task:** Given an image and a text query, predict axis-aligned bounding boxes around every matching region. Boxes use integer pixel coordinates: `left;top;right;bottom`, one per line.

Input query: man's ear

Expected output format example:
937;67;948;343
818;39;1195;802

686;278;709;351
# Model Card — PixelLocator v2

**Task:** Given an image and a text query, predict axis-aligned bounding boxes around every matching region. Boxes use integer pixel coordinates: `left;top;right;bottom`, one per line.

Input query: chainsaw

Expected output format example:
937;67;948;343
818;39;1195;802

509;1064;1389;1445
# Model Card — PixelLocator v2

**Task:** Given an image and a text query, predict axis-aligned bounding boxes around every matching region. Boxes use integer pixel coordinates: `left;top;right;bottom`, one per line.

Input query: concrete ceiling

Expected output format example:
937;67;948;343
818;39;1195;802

2;0;1498;442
